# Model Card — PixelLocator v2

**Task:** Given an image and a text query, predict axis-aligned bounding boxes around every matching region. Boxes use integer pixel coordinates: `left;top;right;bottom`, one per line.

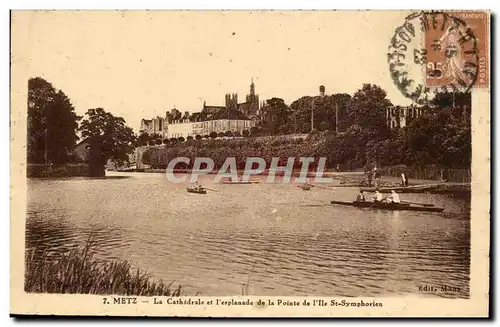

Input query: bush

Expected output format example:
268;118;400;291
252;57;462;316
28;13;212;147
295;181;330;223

224;130;234;137
217;132;224;138
187;136;194;141
210;132;218;139
195;135;202;140
242;130;250;137
163;139;170;144
178;137;185;142
25;237;182;296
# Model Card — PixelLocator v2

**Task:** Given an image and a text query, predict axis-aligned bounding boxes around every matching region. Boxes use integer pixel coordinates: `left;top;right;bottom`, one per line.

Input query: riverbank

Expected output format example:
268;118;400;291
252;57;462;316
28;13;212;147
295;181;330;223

27;163;91;178
25;240;181;296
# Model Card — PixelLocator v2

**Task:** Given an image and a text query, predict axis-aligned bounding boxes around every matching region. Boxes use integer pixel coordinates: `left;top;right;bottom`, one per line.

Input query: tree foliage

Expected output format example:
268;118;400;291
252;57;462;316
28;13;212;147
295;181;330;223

27;77;80;164
79;108;136;167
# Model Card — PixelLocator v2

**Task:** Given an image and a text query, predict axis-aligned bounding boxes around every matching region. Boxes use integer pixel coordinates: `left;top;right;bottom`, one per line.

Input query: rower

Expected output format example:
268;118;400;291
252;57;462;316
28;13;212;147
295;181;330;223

386;190;400;203
372;190;383;202
356;191;366;202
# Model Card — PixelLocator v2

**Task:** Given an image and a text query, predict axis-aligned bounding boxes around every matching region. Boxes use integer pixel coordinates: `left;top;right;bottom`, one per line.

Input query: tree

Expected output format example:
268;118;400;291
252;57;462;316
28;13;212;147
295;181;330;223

79;108;136;174
155;139;163;145
242;129;250;137
27;77;80;164
195;134;202;140
260;98;291;135
163;139;170;144
148;140;156;146
204;135;210;139
289;93;351;134
170;138;177;143
250;126;259;136
187;135;194;141
210;132;218;139
178;136;185;142
346;84;392;139
217;132;225;138
137;132;153;146
234;131;241;137
224;130;234;137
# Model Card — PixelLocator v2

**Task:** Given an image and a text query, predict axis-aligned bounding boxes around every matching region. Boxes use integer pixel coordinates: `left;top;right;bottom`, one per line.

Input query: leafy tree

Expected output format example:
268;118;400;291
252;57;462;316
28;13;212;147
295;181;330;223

260;98;291;135
148;140;155;146
78;108;136;174
27;77;80;164
217;132;225;138
137;132;154;146
195;134;202;140
346;84;392;139
170;138;177;143
249;126;259;136
178;137;185;142
242;129;250;137
224;130;234;137
187;135;194;141
210;131;218;139
155;139;162;145
234;131;241;137
163;138;170;144
204;135;210;139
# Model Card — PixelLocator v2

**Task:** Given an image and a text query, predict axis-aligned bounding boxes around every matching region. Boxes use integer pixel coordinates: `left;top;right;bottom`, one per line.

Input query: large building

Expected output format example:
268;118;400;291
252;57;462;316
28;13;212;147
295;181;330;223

139;116;167;138
140;80;259;139
386;105;427;129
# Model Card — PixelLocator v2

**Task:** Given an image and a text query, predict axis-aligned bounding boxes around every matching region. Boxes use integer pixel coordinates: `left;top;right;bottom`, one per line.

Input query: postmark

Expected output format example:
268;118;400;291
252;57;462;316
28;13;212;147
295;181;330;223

388;10;488;104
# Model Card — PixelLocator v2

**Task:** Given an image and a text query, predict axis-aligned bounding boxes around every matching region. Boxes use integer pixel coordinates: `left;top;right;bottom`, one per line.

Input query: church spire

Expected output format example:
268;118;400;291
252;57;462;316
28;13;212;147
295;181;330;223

250;78;255;96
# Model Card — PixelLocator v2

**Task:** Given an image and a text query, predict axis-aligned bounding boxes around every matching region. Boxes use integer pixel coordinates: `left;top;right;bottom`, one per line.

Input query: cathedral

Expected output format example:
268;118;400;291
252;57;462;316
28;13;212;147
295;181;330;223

203;79;261;121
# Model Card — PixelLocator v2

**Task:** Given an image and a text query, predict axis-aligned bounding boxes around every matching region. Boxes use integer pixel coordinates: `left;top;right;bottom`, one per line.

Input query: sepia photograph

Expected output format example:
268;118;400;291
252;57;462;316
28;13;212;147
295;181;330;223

10;9;490;317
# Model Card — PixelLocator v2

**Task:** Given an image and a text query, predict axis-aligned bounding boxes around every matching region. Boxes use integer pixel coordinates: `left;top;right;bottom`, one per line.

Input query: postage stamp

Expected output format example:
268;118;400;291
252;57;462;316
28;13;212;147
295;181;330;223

387;10;490;104
423;11;489;89
10;10;490;318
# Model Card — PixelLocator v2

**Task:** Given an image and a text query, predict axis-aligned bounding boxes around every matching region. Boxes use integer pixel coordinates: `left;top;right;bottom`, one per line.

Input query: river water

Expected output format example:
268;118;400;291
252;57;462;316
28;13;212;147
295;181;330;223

26;171;470;298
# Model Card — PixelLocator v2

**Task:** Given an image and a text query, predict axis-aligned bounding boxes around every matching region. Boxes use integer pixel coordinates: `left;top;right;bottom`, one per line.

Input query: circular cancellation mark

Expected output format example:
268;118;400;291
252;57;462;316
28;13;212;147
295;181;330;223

387;11;480;105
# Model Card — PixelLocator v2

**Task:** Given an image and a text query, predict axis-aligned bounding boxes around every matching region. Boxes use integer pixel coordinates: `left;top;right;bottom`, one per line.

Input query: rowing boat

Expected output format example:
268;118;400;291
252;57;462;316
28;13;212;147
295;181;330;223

359;183;444;194
330;200;444;212
187;187;207;194
298;185;312;191
220;180;260;184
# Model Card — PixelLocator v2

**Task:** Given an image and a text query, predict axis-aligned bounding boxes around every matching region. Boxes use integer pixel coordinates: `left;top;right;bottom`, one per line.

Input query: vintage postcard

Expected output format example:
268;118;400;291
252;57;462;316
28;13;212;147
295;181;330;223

10;10;490;317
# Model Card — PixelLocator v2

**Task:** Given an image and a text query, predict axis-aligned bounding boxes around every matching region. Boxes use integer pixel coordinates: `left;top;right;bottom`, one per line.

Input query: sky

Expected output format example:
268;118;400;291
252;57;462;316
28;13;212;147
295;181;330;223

13;10;415;132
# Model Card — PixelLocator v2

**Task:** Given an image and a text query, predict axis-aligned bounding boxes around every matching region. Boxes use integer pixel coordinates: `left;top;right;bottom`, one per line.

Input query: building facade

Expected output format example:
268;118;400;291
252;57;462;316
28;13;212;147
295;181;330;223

140;79;259;140
386;105;427;129
140;116;167;138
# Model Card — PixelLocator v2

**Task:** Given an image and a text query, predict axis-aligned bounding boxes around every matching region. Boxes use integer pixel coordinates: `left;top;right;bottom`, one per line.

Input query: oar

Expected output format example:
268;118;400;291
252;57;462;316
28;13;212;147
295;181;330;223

400;200;435;207
369;195;391;208
310;184;330;190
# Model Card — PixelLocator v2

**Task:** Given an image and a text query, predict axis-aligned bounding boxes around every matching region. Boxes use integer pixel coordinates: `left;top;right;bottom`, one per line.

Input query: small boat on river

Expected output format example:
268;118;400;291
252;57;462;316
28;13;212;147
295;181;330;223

220;180;260;184
298;184;312;191
187;187;207;194
330;200;444;213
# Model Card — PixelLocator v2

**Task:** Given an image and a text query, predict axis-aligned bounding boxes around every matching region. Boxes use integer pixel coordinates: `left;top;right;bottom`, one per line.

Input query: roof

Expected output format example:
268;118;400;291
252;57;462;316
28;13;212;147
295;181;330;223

213;109;251;120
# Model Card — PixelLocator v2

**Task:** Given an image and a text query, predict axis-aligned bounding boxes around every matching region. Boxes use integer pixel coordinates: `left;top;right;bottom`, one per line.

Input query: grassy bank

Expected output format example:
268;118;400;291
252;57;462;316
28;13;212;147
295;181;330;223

27;163;90;178
25;240;181;296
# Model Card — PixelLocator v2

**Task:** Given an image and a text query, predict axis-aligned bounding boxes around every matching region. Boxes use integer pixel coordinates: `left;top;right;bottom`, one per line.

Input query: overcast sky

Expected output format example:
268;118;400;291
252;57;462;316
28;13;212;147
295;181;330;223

14;10;415;132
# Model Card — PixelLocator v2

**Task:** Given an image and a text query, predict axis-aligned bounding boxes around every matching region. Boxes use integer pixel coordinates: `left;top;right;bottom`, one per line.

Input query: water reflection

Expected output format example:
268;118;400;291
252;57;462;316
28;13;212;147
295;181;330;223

25;172;470;298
